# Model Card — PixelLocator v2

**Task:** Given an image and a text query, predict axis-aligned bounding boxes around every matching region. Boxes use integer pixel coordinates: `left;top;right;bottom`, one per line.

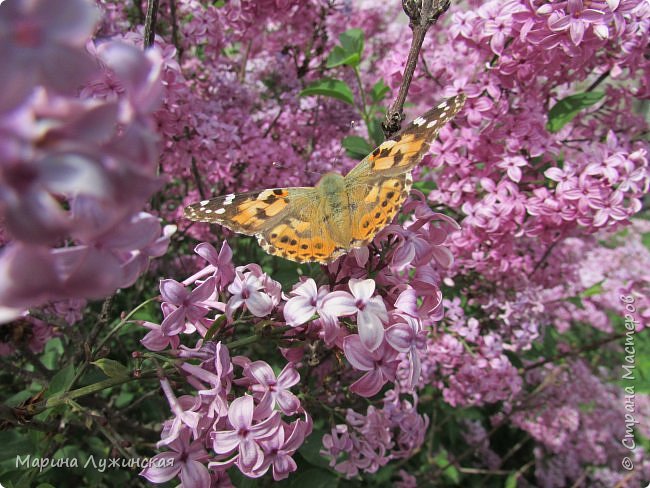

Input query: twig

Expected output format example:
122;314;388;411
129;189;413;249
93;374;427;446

522;330;632;372
238;40;253;83
530;238;561;277
263;107;285;138
586;69;610;92
191;156;207;200
143;0;160;49
383;0;451;138
419;52;442;87
169;0;183;61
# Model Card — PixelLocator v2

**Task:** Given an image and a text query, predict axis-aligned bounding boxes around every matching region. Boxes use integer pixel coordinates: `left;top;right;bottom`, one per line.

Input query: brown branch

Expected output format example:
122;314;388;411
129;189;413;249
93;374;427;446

238;40;253;83
530;237;561;277
169;0;184;61
383;0;451;138
144;0;160;49
586;69;610;92
522;330;632;372
191;156;207;200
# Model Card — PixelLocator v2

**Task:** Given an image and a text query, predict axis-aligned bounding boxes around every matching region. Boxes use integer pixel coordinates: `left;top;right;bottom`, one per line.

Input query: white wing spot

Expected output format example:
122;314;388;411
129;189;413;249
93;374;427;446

426;120;439;129
257;189;275;200
437;101;447;109
215;208;226;215
379;140;398;150
413;116;426;126
200;200;209;206
204;209;213;214
224;194;236;205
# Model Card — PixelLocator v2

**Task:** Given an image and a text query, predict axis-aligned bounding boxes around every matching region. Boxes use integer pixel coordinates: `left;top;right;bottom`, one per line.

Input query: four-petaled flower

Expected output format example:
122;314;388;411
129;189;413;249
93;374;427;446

249;361;301;416
323;279;388;352
343;335;400;397
211;395;281;474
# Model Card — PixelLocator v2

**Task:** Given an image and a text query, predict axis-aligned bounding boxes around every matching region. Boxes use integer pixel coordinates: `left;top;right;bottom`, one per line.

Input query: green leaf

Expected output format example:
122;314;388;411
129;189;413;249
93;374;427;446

433;449;460;484
413;180;437;193
342;136;372;160
298;429;333;471
40;337;63;370
299;78;354;106
283;468;339;488
566;296;584;309
504;472;518;488
367;118;385;147
45;364;75;398
370;79;389;103
339;28;364;58
580;280;604;298
204;314;227;341
91;358;129;379
326;46;360;69
641;232;650;251
547;91;605;133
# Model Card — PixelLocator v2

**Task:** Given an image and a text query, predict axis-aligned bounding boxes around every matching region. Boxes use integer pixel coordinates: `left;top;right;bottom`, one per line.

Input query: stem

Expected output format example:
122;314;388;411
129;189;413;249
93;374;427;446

169;0;183;61
353;67;373;141
227;334;261;349
16;369;163;417
522;330;633;372
586;69;610;92
383;0;451;138
96;297;159;358
238;40;253;83
66;296;159;393
143;0;160;49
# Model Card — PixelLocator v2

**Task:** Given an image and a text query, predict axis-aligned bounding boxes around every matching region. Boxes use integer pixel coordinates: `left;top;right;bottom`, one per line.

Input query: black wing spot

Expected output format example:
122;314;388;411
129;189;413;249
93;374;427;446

386;191;395;200
290;239;297;246
393;150;404;166
374;212;381;218
271;233;278;238
280;236;289;243
393;181;401;188
273;189;284;195
379;147;391;158
301;244;308;249
315;243;323;249
381;200;388;207
372;147;381;157
363;221;370;228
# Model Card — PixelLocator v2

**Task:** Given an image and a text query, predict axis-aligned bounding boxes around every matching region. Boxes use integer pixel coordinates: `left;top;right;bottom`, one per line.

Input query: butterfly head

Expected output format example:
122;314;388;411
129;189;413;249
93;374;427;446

316;172;346;196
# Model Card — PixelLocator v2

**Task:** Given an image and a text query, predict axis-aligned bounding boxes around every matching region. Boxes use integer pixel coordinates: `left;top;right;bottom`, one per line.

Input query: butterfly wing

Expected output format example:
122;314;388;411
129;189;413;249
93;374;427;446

345;94;466;181
345;94;466;245
185;95;466;263
184;188;310;235
346;172;414;247
184;187;346;264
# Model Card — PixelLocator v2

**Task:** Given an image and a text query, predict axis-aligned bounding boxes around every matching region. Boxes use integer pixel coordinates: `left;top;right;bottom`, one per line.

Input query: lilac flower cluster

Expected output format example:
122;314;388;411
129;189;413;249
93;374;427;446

138;195;458;483
0;0;170;322
94;0;647;484
2;0;648;486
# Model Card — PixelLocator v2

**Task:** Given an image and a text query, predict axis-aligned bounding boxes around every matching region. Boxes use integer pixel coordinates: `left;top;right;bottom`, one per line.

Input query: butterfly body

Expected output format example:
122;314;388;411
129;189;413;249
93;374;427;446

184;94;466;264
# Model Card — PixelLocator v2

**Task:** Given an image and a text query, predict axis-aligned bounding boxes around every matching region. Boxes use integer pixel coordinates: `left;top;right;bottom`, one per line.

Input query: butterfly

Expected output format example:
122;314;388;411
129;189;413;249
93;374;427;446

184;94;466;264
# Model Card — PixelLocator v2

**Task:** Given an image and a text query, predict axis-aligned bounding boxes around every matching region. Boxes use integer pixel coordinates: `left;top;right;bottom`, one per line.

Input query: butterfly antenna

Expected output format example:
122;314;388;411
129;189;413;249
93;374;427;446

331;117;362;167
272;161;321;179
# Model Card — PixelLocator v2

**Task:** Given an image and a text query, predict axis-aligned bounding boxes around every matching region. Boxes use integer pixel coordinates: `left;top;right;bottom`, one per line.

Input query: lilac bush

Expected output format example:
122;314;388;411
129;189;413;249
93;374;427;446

0;0;649;487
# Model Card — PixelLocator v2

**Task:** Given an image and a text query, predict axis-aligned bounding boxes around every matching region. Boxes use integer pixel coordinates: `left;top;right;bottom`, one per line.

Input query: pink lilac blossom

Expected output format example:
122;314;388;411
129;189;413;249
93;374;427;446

0;0;170;321
15;0;648;485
